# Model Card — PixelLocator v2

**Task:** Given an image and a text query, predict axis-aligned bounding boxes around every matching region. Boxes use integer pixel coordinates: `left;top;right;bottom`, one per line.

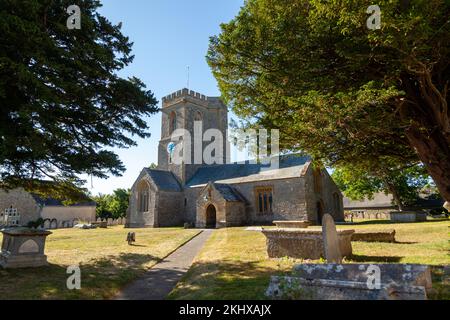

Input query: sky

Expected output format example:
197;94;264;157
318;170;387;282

84;0;245;195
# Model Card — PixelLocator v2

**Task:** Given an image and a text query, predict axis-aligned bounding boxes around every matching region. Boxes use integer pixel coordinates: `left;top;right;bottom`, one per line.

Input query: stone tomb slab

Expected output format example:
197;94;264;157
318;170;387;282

0;227;52;268
266;264;432;300
273;221;311;229
262;228;354;260
351;229;396;243
390;211;427;223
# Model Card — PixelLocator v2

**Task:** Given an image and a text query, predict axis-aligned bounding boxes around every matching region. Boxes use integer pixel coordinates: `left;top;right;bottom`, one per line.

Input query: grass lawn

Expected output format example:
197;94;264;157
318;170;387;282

0;226;200;299
168;220;450;300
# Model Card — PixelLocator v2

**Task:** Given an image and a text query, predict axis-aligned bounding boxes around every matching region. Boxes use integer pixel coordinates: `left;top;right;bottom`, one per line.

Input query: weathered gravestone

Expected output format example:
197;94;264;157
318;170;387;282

266;264;432;300
127;232;136;245
322;214;342;263
0;227;52;268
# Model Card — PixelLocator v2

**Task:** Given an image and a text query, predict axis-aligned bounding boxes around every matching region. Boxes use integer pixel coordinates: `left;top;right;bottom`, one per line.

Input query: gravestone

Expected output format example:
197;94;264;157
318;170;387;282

50;219;57;229
322;214;342;263
266;264;432;300
444;202;450;211
127;232;136;245
43;220;51;230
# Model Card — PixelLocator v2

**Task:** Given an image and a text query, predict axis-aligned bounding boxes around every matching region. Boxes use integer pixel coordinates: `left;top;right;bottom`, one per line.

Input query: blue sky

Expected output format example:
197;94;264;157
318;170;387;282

85;0;244;195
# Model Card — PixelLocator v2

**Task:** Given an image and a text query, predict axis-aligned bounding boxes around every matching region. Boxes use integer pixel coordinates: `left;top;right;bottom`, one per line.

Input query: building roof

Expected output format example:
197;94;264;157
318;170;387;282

186;154;311;188
343;192;445;210
143;168;182;192
31;194;96;207
343;193;395;210
214;184;246;202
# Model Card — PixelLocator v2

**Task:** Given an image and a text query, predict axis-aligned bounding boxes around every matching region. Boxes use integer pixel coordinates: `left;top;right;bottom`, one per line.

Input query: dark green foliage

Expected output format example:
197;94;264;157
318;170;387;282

93;188;130;219
207;0;450;200
332;164;431;209
0;0;158;199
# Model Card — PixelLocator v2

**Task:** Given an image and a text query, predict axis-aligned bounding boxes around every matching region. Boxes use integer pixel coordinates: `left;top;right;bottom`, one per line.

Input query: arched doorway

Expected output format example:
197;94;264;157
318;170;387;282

317;200;324;225
205;204;217;229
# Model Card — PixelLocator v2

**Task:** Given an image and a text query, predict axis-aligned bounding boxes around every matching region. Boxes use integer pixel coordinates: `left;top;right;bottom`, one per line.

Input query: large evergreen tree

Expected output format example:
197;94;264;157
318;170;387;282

207;0;450;201
0;0;158;198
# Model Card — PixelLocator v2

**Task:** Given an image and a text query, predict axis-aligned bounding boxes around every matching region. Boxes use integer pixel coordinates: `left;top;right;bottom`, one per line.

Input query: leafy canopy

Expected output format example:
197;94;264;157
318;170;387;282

207;0;450;199
0;0;158;199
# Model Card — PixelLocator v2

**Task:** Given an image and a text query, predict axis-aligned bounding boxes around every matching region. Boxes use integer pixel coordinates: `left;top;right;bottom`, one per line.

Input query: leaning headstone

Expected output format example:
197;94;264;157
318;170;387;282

127;232;136;245
322;214;342;263
266;264;432;300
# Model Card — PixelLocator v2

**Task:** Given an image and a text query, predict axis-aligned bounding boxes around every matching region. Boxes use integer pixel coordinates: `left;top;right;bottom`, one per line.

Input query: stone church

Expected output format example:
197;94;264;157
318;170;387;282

126;89;344;228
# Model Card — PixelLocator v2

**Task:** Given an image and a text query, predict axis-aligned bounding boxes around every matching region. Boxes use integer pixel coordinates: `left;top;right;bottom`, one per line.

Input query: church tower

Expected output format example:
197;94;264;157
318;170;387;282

157;88;228;185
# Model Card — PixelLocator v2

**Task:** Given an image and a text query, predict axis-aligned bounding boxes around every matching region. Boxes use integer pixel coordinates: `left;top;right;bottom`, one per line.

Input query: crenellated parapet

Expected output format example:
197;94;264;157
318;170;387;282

162;88;208;108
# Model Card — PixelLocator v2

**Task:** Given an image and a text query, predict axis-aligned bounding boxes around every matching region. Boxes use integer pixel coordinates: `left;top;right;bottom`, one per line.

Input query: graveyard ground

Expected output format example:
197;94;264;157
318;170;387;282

0;226;201;299
168;219;450;300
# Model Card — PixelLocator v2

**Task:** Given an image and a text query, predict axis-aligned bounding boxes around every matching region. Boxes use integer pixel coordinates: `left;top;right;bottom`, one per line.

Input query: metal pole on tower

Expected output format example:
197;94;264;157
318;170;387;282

187;65;190;90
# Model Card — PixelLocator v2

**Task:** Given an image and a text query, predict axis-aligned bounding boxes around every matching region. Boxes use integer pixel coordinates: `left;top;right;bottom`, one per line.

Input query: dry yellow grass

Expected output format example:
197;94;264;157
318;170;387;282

168;220;449;300
0;226;200;299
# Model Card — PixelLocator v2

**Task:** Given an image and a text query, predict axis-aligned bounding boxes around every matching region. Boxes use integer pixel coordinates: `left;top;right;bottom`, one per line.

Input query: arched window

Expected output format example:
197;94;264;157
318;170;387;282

194;111;203;134
137;181;150;213
169;111;177;134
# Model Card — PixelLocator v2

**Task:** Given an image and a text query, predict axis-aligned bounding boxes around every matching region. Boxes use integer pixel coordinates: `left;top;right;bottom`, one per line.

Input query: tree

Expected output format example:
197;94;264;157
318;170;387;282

108;188;130;218
332;164;431;210
93;188;130;219
207;0;450;201
0;0;158;200
93;193;113;220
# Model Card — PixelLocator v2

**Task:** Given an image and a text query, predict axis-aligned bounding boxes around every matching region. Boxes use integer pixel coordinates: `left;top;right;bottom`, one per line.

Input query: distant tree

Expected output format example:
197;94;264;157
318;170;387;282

0;0;158;200
93;188;130;219
148;163;158;169
108;188;131;218
93;194;113;220
332;164;431;210
207;0;450;201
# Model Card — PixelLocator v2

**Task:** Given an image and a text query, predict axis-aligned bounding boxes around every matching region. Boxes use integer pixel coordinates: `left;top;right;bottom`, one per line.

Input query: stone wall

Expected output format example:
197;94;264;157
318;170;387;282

304;166;345;224
41;206;96;224
158;89;228;185
0;188;41;225
127;174;157;228
156;191;184;227
187;177;310;226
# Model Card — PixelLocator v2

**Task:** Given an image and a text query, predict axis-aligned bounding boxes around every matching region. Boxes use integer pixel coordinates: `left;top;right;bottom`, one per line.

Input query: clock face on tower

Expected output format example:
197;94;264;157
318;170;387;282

167;142;176;159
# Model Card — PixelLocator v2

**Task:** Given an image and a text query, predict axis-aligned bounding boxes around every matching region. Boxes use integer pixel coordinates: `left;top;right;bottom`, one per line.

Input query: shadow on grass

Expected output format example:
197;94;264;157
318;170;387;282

169;259;449;301
348;254;403;263
0;253;161;300
167;259;294;300
342;219;449;226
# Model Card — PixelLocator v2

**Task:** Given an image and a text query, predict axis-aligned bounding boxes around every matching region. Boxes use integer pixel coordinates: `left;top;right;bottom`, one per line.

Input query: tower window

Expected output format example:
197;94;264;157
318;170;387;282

169;111;177;134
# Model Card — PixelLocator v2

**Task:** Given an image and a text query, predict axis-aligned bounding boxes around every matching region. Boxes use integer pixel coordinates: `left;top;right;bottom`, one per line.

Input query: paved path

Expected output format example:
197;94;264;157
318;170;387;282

116;229;213;300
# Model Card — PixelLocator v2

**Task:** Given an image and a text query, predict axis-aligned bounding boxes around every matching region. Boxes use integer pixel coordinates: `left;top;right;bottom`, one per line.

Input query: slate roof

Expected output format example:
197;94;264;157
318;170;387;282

143;168;182;192
214;183;246;202
31;195;96;207
343;192;445;210
187;154;311;187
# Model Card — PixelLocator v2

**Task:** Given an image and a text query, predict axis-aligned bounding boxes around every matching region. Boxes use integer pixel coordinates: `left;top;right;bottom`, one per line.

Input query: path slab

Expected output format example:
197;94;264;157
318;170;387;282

116;229;213;300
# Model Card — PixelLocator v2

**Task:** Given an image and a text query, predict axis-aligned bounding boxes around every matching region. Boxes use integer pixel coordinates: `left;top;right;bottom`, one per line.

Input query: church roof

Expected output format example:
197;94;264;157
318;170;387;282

187;154;311;188
143;168;182;192
214;183;246;202
31;195;96;207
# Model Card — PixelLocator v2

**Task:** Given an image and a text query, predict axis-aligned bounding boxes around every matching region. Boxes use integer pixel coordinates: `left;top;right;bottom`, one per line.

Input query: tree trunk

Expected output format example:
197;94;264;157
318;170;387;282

384;179;405;211
400;72;450;202
405;125;450;202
